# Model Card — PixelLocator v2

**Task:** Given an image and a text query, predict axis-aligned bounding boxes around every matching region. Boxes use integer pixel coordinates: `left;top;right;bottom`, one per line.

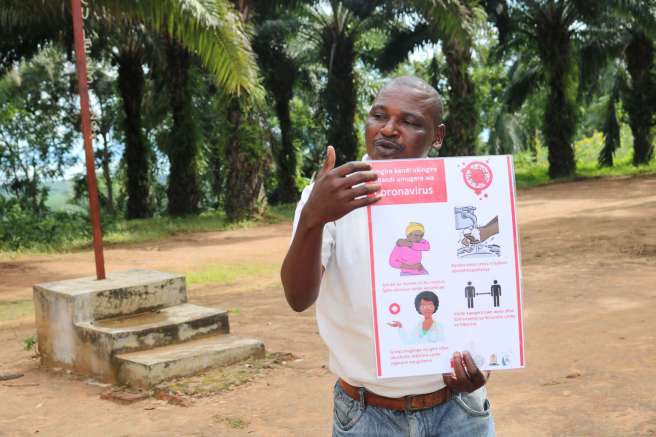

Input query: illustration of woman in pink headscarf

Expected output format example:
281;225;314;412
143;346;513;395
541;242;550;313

389;222;430;276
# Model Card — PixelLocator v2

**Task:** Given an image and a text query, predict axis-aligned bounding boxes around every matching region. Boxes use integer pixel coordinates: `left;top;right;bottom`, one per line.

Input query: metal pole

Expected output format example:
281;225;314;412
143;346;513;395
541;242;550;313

71;0;106;280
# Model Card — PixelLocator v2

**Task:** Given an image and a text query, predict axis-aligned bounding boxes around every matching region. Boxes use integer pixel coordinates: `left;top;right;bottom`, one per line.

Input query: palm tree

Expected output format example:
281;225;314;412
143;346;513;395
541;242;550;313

1;0;261;217
303;0;391;165
377;0;485;157
251;9;304;203
495;1;642;178
623;30;656;165
565;1;656;167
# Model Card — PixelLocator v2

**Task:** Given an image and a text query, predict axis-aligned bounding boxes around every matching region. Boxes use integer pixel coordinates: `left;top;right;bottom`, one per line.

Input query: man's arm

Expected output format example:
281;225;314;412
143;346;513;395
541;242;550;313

281;146;381;312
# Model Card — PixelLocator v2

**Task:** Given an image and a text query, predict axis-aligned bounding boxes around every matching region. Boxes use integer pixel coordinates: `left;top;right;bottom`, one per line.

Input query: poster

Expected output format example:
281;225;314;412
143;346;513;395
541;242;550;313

366;156;525;378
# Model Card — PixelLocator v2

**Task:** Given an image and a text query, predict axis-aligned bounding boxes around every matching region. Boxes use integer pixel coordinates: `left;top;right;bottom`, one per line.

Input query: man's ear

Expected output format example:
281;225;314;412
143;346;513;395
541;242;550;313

432;124;446;151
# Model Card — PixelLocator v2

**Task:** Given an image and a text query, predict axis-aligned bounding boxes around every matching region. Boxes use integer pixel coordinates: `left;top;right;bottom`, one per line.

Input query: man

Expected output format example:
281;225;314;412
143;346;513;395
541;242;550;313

491;280;502;308
466;281;476;309
281;76;494;436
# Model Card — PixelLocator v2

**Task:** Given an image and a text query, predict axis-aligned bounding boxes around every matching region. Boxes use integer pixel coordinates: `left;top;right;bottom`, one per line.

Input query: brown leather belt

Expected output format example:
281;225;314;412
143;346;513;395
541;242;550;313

338;379;452;412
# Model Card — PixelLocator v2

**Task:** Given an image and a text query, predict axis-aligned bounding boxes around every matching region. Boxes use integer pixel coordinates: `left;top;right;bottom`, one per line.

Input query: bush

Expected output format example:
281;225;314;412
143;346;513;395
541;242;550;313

0;198;91;251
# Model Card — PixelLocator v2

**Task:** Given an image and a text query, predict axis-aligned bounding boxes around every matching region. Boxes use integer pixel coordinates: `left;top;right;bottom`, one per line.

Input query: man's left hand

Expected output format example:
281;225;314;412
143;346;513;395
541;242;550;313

442;351;490;393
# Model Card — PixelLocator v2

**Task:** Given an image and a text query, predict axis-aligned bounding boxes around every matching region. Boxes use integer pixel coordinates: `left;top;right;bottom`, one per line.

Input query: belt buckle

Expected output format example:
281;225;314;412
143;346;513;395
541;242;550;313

404;395;423;412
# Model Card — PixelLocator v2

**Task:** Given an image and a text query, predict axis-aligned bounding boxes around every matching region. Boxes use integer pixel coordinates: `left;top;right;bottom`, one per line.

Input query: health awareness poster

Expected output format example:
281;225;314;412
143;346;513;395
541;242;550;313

367;156;525;378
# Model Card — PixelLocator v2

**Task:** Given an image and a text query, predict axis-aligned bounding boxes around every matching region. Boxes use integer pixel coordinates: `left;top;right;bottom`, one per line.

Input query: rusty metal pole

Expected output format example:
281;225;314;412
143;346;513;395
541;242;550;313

71;0;106;280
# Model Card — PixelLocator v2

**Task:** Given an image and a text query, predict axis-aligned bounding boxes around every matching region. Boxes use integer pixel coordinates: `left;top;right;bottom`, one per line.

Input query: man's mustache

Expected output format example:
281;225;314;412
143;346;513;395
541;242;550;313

374;139;403;150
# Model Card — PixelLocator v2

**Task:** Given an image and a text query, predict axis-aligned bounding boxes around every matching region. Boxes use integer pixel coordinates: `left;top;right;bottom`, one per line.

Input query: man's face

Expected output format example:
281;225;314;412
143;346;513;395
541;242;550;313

365;84;445;160
419;299;435;317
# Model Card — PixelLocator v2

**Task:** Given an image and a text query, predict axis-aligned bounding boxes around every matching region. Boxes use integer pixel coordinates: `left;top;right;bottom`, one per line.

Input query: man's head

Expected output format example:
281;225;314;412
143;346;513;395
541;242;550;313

365;76;445;160
415;290;439;317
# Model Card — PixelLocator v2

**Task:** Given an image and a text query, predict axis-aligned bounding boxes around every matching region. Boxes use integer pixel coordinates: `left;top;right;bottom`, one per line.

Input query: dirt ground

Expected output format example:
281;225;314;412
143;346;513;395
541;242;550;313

1;175;655;437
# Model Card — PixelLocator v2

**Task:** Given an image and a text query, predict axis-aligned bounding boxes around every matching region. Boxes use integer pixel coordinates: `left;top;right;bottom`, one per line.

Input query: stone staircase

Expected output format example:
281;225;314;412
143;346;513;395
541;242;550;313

33;270;264;388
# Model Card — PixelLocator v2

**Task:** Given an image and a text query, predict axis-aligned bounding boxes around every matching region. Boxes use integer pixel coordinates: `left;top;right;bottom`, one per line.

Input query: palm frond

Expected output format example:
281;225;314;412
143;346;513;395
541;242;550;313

377;22;435;72
578;30;630;101
410;0;486;48
505;62;543;112
599;72;624;166
98;0;262;98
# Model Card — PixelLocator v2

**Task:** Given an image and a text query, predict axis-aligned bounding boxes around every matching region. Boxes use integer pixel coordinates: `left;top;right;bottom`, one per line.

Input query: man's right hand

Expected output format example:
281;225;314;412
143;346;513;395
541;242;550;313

301;146;381;229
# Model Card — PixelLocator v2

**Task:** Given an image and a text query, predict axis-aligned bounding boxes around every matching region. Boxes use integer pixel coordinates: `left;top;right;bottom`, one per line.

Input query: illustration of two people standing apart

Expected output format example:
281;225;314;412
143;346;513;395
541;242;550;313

389;222;430;275
465;280;502;309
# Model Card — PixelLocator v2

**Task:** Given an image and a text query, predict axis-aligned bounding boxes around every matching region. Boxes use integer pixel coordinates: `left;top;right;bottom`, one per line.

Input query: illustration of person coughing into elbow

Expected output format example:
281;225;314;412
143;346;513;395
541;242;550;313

389;222;430;275
388;291;445;345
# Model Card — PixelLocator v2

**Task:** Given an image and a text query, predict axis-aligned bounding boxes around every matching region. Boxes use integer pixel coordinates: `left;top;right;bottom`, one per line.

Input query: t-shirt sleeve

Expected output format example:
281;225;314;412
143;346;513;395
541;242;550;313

291;184;336;268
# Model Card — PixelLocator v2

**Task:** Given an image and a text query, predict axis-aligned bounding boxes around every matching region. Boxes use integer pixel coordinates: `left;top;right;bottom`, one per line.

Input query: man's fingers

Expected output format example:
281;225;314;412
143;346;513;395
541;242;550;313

334;161;372;177
318;145;336;179
339;170;378;187
452;352;468;382
347;183;380;199
442;373;458;389
349;195;381;209
463;352;486;386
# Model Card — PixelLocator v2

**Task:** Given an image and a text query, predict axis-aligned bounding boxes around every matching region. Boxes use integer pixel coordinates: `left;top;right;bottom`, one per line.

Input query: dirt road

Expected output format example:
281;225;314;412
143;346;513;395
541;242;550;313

1;175;655;436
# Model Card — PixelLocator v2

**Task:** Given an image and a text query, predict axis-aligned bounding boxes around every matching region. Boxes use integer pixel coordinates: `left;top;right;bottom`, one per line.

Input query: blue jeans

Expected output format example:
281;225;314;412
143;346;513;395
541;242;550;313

333;382;495;437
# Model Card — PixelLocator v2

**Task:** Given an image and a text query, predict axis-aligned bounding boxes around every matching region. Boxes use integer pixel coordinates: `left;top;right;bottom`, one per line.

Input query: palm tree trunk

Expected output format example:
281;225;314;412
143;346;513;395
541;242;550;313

100;132;114;214
165;39;200;216
324;36;358;165
441;39;478;156
117;48;151;219
223;99;268;221
542;31;577;179
625;32;655;165
544;74;576;178
273;97;299;203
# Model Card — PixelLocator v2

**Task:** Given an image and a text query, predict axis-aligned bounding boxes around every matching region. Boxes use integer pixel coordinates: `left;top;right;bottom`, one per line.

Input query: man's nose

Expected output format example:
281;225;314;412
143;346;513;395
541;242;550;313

381;117;399;136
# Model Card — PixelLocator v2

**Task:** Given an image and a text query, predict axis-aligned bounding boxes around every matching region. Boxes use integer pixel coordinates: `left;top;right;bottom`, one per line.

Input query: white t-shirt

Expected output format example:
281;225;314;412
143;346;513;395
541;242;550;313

292;184;446;398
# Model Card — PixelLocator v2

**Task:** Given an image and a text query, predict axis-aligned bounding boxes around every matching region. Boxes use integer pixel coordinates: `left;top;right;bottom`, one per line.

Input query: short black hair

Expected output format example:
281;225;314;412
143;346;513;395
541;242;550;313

414;291;439;314
379;76;443;124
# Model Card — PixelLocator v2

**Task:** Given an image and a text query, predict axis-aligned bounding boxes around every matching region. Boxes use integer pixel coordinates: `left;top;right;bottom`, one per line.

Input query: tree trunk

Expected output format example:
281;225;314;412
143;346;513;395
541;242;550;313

625;32;655;166
323;36;359;165
273;97;299;203
541;27;577;179
544;74;576;178
441;39;478;156
165;40;200;216
117;48;151;219
100;132;114;214
252;29;300;204
223;99;268;221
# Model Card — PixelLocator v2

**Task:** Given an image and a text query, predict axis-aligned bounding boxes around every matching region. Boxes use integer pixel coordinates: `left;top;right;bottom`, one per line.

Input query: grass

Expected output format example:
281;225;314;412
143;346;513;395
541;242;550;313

0;299;34;322
513;129;656;188
186;262;280;286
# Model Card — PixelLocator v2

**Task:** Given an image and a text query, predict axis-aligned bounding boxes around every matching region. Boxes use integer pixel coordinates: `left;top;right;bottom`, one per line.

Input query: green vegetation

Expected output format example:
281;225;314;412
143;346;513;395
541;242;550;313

0;204;295;253
2;1;655;252
514;129;656;188
23;334;36;350
186;262;280;286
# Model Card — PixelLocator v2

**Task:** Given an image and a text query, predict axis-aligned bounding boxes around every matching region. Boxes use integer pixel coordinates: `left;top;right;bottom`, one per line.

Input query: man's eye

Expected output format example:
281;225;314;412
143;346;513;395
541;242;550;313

404;119;419;126
372;112;386;120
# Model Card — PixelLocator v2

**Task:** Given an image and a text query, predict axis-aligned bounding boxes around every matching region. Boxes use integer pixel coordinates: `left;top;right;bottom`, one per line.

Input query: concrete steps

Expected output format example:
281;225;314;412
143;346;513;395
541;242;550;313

116;335;265;388
75;303;229;355
34;270;265;387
